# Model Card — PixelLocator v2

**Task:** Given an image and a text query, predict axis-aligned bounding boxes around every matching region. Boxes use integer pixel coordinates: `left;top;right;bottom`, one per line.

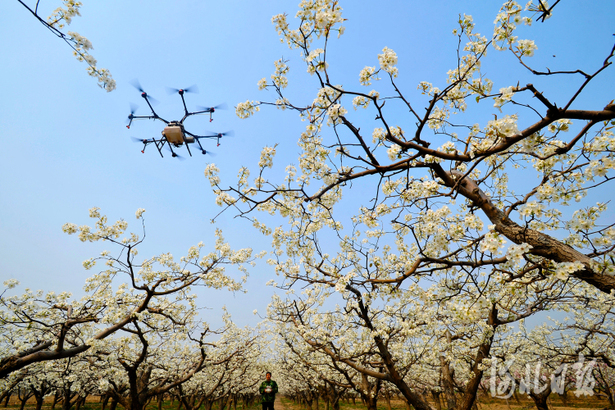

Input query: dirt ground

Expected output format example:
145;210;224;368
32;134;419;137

278;396;610;410
4;395;609;410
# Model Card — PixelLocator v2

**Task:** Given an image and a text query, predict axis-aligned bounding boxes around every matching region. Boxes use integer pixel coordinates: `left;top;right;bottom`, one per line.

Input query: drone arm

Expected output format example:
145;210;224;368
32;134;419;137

130;114;159;121
184;131;212;155
190;109;214;115
184;130;216;140
142;95;158;117
180;93;190;118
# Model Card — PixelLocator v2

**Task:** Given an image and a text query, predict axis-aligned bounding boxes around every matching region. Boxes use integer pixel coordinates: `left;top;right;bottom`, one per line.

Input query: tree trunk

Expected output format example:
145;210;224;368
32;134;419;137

302;394;312;410
430;391;442;410
30;384;49;410
440;353;457;410
513;392;521;404
18;389;34;410
34;396;44;410
457;306;499;410
61;388;73;410
364;397;378;410
202;399;213;410
559;390;568;406
51;391;60;410
529;385;551;410
332;396;340;410
3;393;11;408
101;395;110;410
384;391;392;410
75;396;85;410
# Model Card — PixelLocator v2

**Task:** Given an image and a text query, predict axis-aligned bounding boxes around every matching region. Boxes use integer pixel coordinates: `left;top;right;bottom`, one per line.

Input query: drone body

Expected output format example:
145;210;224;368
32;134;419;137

162;122;189;145
126;82;231;158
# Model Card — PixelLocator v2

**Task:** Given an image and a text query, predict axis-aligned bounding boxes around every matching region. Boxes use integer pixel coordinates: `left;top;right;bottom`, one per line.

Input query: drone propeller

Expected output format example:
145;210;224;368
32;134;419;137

164;144;185;160
166;84;199;95
196;102;228;112
126;103;139;128
198;149;216;157
130;78;146;93
202;130;234;147
205;130;234;138
130;79;159;104
130;136;156;154
130;136;154;144
129;103;139;115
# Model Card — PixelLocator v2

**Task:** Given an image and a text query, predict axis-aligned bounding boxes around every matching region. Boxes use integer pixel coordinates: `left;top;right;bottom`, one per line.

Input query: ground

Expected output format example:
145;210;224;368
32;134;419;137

277;396;609;410
2;394;610;410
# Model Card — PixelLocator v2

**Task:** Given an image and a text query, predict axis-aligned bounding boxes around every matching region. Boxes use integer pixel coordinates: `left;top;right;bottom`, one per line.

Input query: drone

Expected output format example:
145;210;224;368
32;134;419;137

126;80;232;158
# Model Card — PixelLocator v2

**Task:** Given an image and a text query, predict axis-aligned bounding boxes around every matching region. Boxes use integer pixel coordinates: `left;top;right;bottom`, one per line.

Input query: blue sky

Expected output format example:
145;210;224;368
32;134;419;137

2;0;614;328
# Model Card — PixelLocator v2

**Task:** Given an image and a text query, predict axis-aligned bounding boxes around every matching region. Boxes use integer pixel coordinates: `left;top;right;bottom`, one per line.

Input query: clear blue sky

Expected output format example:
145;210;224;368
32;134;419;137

2;0;614;328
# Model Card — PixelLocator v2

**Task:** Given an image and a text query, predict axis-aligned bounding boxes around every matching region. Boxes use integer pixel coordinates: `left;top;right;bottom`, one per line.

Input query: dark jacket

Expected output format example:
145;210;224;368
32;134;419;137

259;380;278;403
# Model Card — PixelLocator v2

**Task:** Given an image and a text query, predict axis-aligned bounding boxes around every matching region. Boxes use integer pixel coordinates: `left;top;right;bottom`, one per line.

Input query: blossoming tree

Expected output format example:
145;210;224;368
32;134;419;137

96;313;258;410
0;208;258;379
207;0;615;409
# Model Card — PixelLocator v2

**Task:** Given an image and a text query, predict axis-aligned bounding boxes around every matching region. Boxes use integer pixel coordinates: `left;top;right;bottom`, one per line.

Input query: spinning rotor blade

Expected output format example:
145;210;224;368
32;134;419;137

130;78;146;93
205;130;234;138
126;103;139;126
166;84;199;95
130;136;156;154
196;102;227;112
164;145;186;160
129;103;139;115
130;136;155;144
130;79;159;104
198;149;216;157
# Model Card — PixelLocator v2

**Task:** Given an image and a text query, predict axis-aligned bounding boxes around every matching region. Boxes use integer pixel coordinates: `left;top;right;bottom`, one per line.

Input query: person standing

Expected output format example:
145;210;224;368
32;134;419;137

259;371;279;410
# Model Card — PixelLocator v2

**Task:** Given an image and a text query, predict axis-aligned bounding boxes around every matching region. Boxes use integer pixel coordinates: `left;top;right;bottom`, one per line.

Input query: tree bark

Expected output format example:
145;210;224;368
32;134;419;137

457;305;499;410
438;168;615;293
440;331;457;410
430;391;442;410
529;385;551;410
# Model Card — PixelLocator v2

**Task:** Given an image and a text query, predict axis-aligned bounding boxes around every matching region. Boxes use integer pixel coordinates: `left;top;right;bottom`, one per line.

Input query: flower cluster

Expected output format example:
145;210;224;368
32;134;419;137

44;1;115;91
480;227;507;254
553;261;585;281
236;100;261;119
516;39;537;57
378;47;399;77
359;66;377;86
493;86;516;109
272;0;345;52
305;48;327;74
271;59;289;89
47;0;82;28
259;146;277;169
326;103;347;125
